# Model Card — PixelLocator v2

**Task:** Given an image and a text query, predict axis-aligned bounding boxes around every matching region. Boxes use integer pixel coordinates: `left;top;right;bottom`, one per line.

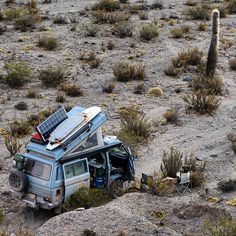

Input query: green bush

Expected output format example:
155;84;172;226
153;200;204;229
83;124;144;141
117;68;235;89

113;62;146;82
172;48;203;68
118;105;152;140
62;84;83;97
0;208;3;223
37;36;59;50
92;0;120;12
15;14;38;31
163;107;180;124
192;75;223;95
229;57;236;70
160;147;183;178
66;187;111;210
38;67;68;87
14;101;28;110
10;120;31;137
113;22;133;38
202;217;236;236
92;10;130;24
187;4;211;20
183;92;220;115
140;24;159;41
218;179;236;193
4;62;31;88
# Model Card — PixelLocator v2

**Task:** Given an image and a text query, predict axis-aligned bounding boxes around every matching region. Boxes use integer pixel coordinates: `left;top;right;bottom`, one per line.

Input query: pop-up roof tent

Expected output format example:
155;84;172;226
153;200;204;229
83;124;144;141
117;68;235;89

26;106;108;161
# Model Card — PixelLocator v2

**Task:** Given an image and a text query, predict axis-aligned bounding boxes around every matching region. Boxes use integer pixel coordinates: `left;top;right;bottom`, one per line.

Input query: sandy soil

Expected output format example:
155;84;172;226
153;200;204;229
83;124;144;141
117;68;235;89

0;0;236;235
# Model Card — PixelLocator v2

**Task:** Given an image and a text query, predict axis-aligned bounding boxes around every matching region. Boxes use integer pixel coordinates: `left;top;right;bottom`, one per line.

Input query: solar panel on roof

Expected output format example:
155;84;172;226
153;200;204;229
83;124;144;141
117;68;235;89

36;107;68;141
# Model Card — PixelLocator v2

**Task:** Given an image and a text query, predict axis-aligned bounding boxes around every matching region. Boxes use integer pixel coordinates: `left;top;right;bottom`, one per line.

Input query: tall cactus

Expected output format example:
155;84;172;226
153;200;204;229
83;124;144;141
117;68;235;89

206;9;220;77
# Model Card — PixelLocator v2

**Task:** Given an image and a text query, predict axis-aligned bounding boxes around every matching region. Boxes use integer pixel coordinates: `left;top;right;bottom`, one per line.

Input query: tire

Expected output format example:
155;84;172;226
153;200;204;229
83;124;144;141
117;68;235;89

9;171;28;192
109;179;124;198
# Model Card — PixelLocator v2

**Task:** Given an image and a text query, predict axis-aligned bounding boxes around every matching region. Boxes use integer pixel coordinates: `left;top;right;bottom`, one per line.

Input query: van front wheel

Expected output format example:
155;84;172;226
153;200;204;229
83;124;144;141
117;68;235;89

110;179;124;198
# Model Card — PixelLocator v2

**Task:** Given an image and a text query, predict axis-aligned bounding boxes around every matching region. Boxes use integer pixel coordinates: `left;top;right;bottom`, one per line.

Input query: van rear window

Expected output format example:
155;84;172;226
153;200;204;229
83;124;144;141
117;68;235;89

25;159;51;181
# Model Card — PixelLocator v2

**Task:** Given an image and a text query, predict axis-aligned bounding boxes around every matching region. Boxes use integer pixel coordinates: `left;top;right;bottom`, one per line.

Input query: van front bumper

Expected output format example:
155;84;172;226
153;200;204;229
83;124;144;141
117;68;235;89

11;191;61;210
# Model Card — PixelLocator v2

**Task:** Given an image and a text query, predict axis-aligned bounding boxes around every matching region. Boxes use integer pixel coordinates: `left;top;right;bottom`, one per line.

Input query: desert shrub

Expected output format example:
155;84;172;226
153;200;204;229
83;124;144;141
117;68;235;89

202;217;236;236
83;23;99;37
164;65;180;77
187;4;211;20
112;22;133;38
92;10;130;24
185;0;197;6
128;4;146;14
163;107;180;124
4;62;31;88
227;0;236;14
119;0;128;3
15;13;38;32
218;6;228;18
140;23;159;41
37;36;59;50
82;229;97;236
53;15;67;24
81;50;101;68
160;147;183;178
138;10;148;20
148;87;163;96
119;105;152;140
107;40;115;50
198;22;207;31
229;57;236;70
192;75;223;95
133;82;145;94
62;84;83;97
183;92;220;115
5;0;16;5
0;24;7;35
55;93;66;103
101;81;116;93
14;101;28;110
113;62;146;82
170;28;185;38
26;89;36;98
0;208;3;223
218;179;236;193
172;48;203;68
4;8;22;20
10;120;31;136
189;161;206;187
92;0;120;12
151;0;163;9
38;67;68;87
4;132;22;156
65;187;111;210
146;172;174;196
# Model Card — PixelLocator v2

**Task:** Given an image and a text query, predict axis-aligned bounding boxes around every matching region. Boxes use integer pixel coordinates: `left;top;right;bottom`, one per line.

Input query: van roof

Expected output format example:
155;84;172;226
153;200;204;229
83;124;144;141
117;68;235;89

25;106;108;161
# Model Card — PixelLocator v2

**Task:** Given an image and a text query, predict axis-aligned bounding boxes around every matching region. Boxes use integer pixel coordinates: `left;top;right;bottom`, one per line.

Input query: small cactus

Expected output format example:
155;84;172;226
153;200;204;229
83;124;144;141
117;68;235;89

206;9;220;77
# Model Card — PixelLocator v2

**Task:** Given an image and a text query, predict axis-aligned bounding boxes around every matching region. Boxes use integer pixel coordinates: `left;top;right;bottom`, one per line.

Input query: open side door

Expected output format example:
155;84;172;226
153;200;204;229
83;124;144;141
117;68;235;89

62;158;90;202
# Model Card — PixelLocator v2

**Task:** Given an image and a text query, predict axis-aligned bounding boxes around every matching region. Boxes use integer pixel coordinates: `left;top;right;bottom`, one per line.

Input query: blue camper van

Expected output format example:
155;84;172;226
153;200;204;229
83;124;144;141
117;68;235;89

8;106;135;213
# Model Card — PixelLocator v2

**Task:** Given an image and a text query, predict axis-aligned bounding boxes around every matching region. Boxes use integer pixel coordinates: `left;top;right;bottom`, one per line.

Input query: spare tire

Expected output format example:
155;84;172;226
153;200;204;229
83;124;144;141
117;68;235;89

9;171;28;192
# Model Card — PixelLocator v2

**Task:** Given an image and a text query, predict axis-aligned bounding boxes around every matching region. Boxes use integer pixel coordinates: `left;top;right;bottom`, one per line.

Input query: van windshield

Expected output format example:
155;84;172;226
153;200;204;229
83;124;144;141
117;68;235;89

24;159;51;181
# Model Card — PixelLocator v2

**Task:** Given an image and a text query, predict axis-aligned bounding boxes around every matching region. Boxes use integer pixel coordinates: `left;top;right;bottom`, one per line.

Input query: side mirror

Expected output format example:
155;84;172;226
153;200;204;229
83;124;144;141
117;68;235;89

13;154;25;170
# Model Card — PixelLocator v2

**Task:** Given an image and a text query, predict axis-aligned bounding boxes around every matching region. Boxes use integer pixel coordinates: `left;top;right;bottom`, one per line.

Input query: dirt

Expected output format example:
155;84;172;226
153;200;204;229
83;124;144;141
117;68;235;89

0;0;236;235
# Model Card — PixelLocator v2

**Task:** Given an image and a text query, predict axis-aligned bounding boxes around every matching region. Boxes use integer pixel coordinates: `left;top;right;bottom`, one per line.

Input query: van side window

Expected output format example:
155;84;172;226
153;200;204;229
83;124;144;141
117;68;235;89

64;159;88;179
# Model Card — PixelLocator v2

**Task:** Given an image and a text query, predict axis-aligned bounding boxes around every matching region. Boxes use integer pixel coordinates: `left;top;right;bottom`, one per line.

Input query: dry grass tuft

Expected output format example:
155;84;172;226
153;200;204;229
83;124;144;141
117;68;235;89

113;62;146;82
183;92;220;115
140;23;159;41
101;81;116;93
186;4;211;20
37;36;59;50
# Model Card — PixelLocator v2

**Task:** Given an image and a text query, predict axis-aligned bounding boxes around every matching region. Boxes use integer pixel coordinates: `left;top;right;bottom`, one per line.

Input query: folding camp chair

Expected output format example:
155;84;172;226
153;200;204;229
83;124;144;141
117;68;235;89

176;171;191;194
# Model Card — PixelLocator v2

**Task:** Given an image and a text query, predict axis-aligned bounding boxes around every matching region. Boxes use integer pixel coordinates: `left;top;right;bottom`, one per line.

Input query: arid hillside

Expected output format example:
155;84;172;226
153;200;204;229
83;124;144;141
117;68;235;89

0;0;236;235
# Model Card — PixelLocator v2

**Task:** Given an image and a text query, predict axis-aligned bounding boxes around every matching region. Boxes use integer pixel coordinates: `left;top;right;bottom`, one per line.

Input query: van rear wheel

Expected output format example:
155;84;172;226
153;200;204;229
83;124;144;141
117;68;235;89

110;179;124;198
9;171;28;192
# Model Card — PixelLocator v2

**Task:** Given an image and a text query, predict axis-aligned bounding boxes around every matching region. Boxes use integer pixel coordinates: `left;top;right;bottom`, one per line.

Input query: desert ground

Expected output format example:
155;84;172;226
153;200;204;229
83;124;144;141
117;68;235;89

0;0;236;235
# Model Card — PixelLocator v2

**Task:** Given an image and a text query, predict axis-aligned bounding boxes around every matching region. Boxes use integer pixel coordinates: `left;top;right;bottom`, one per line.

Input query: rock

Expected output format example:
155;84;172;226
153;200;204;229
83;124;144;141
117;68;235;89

183;76;193;82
